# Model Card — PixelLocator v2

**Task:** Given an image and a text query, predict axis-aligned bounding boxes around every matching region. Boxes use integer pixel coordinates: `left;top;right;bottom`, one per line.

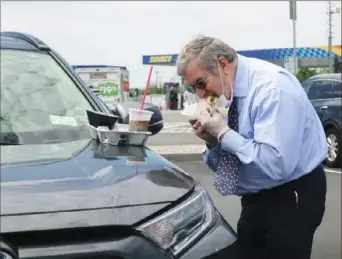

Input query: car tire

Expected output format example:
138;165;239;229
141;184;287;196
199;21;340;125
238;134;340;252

324;127;341;168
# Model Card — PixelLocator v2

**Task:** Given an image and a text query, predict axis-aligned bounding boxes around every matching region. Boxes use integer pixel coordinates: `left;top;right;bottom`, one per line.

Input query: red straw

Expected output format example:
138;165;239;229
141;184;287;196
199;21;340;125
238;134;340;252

140;66;154;110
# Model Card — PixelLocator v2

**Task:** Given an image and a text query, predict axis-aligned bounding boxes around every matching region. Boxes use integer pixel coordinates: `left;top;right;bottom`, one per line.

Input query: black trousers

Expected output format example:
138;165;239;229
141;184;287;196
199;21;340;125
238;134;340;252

205;165;327;259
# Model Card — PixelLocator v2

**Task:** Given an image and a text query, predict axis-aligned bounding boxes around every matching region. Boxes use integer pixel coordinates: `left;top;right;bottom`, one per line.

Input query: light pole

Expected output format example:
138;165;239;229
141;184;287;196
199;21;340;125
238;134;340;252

289;0;298;75
159;74;164;95
155;71;160;88
327;0;340;73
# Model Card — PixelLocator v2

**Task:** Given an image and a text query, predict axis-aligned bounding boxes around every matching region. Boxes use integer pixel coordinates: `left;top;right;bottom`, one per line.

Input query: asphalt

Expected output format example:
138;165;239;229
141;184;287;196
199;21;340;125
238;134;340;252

171;159;342;259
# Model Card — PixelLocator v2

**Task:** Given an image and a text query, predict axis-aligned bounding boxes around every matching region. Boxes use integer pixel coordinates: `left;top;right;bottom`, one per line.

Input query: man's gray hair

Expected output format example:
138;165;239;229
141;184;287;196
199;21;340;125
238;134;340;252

176;35;237;77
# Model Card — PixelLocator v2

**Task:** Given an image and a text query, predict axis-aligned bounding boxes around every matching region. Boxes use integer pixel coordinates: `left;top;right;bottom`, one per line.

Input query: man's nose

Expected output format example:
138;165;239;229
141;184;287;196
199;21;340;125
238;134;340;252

196;88;206;98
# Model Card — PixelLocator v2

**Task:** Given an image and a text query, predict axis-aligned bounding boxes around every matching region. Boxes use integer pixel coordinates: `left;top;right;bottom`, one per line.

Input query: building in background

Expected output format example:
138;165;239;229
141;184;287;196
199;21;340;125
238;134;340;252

72;65;130;107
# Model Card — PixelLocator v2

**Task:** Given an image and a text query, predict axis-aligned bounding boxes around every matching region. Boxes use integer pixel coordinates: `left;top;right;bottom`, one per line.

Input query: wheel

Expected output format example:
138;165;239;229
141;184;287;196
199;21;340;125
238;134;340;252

324;127;341;168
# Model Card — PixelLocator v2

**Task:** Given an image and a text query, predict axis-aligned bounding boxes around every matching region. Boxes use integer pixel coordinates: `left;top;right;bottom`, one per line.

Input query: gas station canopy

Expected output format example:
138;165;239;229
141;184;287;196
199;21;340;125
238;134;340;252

142;45;342;68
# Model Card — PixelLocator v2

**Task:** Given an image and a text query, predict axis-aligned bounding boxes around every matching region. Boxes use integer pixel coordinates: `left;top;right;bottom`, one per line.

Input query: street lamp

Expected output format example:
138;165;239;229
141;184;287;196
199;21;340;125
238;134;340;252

289;0;298;75
327;1;341;73
155;71;160;88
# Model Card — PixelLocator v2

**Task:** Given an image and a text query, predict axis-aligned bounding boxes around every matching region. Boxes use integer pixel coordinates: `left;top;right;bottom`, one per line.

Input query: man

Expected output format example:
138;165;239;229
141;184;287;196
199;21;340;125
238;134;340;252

176;36;328;259
169;88;178;110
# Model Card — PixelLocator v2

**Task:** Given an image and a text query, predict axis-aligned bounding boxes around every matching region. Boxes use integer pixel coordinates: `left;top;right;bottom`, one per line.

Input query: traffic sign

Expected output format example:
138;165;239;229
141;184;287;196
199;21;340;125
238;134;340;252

284;56;298;74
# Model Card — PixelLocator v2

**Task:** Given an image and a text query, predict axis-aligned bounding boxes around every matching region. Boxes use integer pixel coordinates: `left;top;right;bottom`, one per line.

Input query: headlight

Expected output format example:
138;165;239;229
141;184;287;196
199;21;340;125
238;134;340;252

136;187;217;256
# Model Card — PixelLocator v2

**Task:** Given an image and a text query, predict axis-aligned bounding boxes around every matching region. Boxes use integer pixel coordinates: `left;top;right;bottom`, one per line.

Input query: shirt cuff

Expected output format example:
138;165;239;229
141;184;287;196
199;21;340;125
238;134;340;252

221;129;245;155
206;142;221;154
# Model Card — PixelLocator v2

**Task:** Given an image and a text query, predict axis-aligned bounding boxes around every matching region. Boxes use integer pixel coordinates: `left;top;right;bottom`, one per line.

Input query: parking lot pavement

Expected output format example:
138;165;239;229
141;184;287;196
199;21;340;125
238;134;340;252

146;123;202;146
170;159;341;259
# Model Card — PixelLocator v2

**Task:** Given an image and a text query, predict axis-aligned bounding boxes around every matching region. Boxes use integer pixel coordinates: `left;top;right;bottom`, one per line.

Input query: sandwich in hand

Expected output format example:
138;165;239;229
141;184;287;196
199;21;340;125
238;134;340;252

206;95;228;118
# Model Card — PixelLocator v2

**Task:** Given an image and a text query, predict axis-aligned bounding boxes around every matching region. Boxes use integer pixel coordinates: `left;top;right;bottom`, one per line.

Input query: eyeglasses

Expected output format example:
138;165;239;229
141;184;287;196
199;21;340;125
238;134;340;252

191;77;207;90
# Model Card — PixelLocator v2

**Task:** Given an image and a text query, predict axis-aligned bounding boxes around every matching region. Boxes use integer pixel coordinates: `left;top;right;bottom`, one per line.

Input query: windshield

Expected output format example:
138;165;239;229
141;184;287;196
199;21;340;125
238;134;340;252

1;49;95;145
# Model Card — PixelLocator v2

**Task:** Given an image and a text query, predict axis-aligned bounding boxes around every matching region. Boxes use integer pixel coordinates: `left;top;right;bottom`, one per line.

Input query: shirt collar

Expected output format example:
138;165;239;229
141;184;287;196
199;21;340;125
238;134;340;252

233;54;250;98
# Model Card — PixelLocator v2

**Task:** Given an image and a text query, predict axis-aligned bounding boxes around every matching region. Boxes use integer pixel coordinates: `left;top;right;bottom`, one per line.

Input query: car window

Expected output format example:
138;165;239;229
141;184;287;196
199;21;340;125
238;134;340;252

307;80;342;100
301;80;311;94
0;49;95;144
329;80;342;98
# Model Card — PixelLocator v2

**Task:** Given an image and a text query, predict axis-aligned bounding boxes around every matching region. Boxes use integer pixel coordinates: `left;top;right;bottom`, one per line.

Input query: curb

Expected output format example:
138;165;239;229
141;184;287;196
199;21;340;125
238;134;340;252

160;153;203;162
148;144;204;162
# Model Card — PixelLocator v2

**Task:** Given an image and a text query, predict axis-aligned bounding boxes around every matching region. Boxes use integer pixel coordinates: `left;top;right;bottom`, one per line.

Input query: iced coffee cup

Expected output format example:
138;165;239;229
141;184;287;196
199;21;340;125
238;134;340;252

128;108;153;132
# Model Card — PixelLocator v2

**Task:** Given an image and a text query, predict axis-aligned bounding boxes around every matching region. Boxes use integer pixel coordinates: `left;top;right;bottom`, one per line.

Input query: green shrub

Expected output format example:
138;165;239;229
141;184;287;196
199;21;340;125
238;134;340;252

296;68;318;82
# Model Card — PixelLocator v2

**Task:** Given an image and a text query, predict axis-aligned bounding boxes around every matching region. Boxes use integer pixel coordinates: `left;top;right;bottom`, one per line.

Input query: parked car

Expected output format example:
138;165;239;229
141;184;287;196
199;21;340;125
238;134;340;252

301;73;341;168
0;32;237;258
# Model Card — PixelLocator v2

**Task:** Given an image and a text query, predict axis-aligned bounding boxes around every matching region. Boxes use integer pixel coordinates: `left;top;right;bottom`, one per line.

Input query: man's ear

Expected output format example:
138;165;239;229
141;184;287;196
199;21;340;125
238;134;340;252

217;57;229;75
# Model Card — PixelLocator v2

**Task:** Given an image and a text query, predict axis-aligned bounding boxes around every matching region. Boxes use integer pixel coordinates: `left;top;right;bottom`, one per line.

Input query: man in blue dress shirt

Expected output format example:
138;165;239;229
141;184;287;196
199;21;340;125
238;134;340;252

176;36;328;259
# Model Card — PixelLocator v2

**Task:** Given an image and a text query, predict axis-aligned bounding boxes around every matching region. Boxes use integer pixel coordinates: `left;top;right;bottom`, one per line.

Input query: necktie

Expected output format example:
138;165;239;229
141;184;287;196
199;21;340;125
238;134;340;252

214;98;240;196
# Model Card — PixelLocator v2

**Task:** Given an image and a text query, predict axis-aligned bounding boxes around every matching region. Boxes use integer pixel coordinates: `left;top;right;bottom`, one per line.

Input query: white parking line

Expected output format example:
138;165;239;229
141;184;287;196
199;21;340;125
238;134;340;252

324;168;341;174
149;144;342;174
162;122;189;128
149;144;205;154
160;122;193;134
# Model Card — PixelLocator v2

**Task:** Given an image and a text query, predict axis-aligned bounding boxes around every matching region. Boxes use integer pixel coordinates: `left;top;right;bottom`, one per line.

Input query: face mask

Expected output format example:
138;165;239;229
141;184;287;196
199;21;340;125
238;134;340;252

217;60;233;108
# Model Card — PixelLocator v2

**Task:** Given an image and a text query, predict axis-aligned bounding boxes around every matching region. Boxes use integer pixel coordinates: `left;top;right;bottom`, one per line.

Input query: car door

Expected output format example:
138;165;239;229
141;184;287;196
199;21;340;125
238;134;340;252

327;80;342;127
305;79;327;122
306;79;341;123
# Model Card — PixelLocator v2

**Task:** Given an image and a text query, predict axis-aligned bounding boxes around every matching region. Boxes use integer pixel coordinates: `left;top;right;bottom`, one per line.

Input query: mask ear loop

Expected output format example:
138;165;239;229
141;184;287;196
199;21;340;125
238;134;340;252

217;59;234;103
217;60;226;98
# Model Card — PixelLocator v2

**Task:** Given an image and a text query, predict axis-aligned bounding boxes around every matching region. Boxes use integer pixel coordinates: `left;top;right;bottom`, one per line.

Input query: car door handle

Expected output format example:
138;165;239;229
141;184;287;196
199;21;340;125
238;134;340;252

320;105;328;111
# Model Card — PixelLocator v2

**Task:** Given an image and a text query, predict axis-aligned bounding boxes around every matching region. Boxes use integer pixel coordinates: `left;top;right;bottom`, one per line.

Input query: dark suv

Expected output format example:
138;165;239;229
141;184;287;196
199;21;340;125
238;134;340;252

301;73;341;168
0;32;237;258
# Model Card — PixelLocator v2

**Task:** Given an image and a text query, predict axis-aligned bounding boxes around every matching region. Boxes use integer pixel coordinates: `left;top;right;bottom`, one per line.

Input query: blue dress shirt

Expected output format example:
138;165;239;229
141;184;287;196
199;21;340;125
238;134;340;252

203;54;328;196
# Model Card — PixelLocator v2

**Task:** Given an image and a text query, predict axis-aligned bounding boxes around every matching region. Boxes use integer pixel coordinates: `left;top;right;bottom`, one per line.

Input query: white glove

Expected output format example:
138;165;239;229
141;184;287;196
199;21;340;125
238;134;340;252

197;102;230;141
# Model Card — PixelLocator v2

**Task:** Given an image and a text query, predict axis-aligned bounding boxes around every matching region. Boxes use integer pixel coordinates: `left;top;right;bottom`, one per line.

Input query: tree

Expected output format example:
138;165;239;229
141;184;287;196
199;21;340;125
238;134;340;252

147;85;163;95
296;68;318;82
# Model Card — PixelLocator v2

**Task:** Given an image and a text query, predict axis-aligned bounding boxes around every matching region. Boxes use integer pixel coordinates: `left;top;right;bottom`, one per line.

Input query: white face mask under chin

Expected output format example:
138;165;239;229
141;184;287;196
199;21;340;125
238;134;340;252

217;93;233;108
217;62;233;109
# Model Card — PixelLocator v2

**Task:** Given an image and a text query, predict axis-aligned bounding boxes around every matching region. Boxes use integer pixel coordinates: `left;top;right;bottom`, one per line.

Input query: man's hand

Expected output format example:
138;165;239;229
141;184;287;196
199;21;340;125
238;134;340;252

189;119;218;147
198;106;230;141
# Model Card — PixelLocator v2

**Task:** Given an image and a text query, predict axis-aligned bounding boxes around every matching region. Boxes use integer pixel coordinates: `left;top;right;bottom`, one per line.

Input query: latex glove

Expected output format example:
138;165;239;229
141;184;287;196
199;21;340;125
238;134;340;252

198;105;230;141
190;119;218;147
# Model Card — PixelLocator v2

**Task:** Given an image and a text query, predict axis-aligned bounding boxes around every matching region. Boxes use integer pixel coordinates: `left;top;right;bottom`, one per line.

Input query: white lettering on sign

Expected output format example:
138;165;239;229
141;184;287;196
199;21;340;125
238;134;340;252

100;86;114;94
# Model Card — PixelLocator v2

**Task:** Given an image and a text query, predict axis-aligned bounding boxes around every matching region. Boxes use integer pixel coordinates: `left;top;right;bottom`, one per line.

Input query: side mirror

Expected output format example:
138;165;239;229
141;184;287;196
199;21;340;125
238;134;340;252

113;101;163;136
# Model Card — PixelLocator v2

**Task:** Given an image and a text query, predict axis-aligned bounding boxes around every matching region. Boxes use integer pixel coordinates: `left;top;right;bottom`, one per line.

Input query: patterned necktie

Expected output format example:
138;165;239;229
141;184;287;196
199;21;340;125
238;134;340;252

214;98;240;196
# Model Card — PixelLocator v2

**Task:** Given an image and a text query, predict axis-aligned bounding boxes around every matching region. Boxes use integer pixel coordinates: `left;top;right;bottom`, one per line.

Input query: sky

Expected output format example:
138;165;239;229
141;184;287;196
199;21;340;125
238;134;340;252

1;1;341;88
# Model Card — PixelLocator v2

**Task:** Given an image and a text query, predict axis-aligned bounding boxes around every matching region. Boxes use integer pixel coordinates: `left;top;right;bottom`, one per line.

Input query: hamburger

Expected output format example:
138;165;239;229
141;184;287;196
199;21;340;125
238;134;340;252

206;95;228;118
206;95;218;106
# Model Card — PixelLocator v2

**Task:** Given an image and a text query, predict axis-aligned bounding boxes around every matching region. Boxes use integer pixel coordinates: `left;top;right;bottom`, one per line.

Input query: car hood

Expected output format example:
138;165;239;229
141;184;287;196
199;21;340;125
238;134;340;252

0;140;196;231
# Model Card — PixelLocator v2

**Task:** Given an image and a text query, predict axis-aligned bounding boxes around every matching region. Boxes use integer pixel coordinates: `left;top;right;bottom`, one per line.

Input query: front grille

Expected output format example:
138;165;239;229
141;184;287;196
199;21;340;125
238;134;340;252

62;256;124;259
2;226;170;259
4;226;131;247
